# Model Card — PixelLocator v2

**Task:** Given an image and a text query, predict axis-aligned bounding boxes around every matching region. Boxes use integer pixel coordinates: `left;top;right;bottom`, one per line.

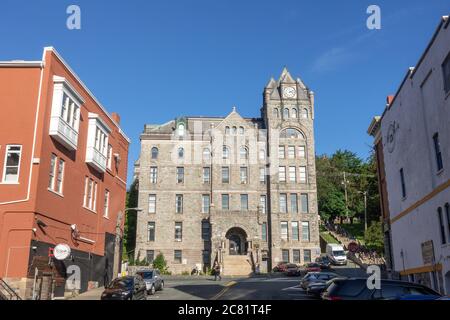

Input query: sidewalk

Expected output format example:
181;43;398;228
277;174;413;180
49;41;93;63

68;286;104;300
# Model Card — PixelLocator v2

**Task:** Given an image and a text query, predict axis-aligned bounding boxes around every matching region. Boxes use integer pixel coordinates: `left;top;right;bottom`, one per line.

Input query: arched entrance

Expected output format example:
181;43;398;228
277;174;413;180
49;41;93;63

226;227;247;256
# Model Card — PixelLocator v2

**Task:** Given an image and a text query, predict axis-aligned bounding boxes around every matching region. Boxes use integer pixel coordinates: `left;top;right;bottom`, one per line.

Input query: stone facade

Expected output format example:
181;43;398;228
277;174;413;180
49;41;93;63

135;68;321;274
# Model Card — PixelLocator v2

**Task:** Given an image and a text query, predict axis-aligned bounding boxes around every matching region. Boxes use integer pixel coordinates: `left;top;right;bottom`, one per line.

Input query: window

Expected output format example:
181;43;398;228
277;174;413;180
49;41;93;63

280;128;304;139
289;166;296;182
240;194;248;211
302;222;310;241
301;108;308;119
292;222;299;241
433;133;444;171
178;147;184;159
83;177;97;211
442;52;450;93
203;167;211;184
55;158;64;194
282;250;290;263
293;250;301;263
174;250;182;264
299;166;307;183
279;194;287;213
259;148;266;161
146;250;155;264
175;222;183;241
48;154;57;189
202;221;210;240
60;93;80;129
176;194;183;213
202;195;210;214
239;127;244;135
438;207;446;245
151;147;159;159
240;167;248;184
202;250;210;264
259;167;266;183
260;195;267;214
150;167;158;184
292;108;298;119
86;114;111;173
178;123;185;136
232;126;237;135
279;166;286;182
107;144;113;169
290;194;298;213
300;194;309;213
400;168;406;198
445;204;450;243
283;108;290;119
2;145;22;183
262;222;267;242
147;222;155;242
148;194;156;213
278;146;285;159
273;108;279;118
203;148;211;161
288;146;296;159
225;126;230;135
280;222;289;240
222;194;230;210
104;190;110;218
222;167;230;183
298;146;306;158
240;146;248;160
176;167;184;183
304;249;311;263
222;146;230;160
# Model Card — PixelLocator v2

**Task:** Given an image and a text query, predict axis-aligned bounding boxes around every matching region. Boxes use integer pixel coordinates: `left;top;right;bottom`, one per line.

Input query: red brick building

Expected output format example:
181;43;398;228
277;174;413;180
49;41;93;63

0;47;130;298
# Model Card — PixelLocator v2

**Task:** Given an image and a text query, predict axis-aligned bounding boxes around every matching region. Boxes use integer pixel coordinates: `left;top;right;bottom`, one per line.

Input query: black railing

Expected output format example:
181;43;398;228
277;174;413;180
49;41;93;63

0;278;21;300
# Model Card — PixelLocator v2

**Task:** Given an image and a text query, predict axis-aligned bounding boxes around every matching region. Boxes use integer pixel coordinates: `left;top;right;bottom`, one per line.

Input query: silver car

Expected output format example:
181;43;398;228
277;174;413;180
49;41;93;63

136;269;164;295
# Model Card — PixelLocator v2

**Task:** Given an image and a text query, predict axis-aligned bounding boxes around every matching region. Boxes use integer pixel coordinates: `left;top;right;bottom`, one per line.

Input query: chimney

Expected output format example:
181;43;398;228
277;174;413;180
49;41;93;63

386;95;394;106
111;112;121;125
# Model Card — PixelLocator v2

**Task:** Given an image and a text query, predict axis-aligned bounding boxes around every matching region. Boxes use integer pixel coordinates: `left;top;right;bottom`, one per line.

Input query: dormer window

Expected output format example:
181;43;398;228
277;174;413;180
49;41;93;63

86;113;111;173
178;123;185;136
49;76;84;150
232;126;237;135
225;126;230;135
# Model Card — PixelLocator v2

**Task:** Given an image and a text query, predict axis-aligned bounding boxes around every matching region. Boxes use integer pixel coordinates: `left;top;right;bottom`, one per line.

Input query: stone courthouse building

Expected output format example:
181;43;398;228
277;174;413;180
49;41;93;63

134;68;320;275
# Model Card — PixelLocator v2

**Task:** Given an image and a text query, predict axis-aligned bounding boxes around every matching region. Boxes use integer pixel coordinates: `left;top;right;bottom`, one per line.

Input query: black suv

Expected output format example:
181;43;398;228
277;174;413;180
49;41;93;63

321;278;441;300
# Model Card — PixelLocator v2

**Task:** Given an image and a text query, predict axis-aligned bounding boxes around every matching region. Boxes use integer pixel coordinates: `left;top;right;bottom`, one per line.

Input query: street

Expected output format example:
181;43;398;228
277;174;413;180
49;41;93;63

75;262;366;300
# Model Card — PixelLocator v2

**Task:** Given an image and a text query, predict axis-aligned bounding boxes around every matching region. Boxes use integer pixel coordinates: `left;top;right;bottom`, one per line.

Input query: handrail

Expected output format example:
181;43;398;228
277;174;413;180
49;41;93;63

0;278;22;300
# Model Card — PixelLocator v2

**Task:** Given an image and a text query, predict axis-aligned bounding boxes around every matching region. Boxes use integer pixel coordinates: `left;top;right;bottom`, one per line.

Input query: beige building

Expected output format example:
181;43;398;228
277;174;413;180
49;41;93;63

134;68;320;275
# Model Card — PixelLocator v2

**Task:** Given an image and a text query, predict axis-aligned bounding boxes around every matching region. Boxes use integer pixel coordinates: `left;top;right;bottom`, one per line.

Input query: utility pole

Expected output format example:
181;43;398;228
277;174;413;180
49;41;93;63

359;191;368;231
342;171;349;221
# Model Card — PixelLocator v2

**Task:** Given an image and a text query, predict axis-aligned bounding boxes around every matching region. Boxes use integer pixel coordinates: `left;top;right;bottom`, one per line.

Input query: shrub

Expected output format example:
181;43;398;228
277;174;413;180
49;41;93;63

364;221;384;253
152;253;170;274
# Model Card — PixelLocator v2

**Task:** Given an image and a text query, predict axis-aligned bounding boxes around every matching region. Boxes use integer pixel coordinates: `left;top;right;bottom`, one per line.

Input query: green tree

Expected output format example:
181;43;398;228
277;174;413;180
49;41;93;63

364;221;384;253
152;253;170;274
123;179;139;261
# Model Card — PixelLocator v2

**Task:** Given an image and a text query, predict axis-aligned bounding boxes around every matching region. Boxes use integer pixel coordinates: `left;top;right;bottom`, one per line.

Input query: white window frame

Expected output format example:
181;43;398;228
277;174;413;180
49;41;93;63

289;166;296;182
176;194;183;213
299;166;307;183
292;222;299;241
280;222;289;240
150;167;158;184
298;146;306;159
2;145;22;183
240;167;248;184
279;166;286;183
203;167;211;184
175;222;183;241
260;195;267;214
288;146;296;159
104;190;110;218
279;194;287;213
48;154;57;190
148;194;156;213
202;194;210;214
107;144;113;170
302;221;310;241
278;146;285;159
55;158;65;194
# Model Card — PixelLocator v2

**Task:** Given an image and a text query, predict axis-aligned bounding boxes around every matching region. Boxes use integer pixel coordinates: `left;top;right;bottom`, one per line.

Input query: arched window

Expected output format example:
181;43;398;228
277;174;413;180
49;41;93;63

239;126;244;135
240;146;249;160
301;108;308;119
292;108;298;119
151;147;159;159
273;108;279;118
178;147;184;159
225;126;230;135
259;148;266;160
222;146;230;159
280;128;305;139
232;126;237;135
203;148;211;161
283;108;290;119
178;123;185;136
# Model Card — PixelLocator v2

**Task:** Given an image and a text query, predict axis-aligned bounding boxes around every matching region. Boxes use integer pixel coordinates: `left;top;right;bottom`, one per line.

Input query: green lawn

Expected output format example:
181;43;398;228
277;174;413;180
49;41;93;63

339;223;365;243
319;230;339;244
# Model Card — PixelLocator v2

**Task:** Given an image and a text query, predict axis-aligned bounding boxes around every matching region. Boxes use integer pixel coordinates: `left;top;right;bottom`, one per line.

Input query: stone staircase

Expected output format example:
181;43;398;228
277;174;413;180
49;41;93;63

222;255;253;276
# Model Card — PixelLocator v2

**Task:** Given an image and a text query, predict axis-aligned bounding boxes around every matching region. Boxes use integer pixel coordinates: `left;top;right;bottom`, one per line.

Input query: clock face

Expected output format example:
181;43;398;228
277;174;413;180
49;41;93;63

283;86;296;98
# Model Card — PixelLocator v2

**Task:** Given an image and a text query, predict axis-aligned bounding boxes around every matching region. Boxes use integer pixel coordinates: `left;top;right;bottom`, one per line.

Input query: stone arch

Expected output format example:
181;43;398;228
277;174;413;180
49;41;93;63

226;227;248;255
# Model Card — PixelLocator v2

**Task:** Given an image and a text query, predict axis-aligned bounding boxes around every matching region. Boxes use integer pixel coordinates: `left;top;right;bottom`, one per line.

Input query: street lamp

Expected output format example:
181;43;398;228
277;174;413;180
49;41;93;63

358;191;368;232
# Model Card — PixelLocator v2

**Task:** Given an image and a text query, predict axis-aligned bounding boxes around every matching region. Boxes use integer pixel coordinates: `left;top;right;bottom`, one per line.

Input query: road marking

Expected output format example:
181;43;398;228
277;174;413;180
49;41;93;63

211;281;237;300
281;285;305;291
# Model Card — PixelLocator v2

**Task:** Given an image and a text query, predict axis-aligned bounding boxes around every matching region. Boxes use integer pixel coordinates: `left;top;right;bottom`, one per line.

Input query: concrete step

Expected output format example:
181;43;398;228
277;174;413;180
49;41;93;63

222;255;253;276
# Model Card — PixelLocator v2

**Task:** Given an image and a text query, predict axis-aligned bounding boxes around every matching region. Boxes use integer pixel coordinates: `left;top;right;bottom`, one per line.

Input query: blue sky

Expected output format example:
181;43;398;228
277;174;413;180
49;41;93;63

1;0;449;185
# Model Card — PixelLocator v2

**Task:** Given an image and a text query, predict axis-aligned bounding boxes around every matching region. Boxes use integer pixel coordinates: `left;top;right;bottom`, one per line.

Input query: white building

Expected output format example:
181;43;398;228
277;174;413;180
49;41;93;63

368;15;450;294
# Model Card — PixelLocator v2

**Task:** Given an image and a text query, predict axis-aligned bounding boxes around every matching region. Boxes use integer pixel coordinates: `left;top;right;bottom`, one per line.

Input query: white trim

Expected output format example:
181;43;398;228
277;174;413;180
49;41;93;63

43;47;130;143
2;145;23;184
0;61;43;68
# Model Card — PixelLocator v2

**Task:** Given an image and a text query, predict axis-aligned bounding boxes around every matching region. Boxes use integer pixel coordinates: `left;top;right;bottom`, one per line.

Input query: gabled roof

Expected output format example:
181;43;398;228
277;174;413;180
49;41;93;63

278;67;296;84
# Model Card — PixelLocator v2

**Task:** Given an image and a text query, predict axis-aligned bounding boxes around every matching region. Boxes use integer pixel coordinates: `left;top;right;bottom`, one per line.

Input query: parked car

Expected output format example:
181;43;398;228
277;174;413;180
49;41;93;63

136;269;164;295
326;244;347;266
273;262;289;273
286;264;301;277
304;263;321;273
321;278;442;300
101;275;147;300
306;279;337;297
315;256;332;270
300;272;340;290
